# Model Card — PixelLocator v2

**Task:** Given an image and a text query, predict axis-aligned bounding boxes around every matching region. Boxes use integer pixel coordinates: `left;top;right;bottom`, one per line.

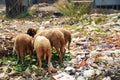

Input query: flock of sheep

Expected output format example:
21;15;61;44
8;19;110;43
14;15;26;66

13;28;72;73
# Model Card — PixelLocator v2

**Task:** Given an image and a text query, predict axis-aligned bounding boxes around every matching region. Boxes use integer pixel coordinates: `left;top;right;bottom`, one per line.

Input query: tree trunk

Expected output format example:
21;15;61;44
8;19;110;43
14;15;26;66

5;0;27;18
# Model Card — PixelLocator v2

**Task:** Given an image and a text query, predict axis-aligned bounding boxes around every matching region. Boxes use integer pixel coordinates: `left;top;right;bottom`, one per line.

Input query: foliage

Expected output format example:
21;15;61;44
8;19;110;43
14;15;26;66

94;16;107;24
65;25;78;30
31;16;50;22
0;10;35;20
52;49;59;63
63;51;71;61
52;49;71;63
0;50;71;73
17;10;35;19
0;57;16;64
80;14;92;24
55;2;89;18
51;50;71;68
55;2;90;25
13;54;38;72
117;15;120;19
0;54;37;73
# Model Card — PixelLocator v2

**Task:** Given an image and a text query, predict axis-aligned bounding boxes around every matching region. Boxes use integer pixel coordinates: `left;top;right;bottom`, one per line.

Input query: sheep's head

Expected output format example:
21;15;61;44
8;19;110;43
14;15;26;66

27;28;37;37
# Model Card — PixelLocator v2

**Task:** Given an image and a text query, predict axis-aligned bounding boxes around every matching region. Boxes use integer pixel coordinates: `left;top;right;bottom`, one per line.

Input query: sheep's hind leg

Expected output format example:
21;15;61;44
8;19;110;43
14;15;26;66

21;53;25;65
16;51;20;64
37;53;42;71
48;51;52;73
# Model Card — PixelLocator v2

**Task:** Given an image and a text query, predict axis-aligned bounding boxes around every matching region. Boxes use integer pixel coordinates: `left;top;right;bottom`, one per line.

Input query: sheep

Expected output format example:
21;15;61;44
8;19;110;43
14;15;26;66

35;29;65;63
59;28;72;50
27;28;37;37
34;36;52;73
13;33;33;64
27;28;66;63
37;28;72;50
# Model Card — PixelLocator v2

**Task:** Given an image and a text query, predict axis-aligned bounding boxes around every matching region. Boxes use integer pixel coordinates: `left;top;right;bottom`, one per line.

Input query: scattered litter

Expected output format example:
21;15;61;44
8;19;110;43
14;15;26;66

53;72;75;80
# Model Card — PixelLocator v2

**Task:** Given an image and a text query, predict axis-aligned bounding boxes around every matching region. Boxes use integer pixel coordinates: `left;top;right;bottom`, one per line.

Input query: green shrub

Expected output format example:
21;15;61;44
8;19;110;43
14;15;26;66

55;2;90;18
94;16;107;24
117;15;120;19
17;10;35;19
0;50;71;73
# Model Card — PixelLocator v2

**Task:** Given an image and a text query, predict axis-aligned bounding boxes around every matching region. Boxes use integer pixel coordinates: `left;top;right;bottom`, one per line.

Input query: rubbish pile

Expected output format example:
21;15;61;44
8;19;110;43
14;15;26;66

0;12;120;80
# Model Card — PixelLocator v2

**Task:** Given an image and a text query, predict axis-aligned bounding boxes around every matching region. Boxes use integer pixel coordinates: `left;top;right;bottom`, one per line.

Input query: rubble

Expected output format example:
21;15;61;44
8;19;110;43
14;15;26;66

0;4;120;79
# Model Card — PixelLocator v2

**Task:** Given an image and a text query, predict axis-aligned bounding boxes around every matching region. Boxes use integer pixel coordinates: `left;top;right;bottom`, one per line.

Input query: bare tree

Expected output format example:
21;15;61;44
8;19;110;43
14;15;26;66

5;0;27;18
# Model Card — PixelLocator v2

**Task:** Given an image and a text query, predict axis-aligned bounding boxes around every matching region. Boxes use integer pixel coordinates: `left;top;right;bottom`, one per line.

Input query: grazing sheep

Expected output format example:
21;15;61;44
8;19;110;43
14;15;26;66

36;29;65;63
27;28;72;50
27;28;66;63
59;28;72;50
37;28;72;50
34;36;52;73
27;28;37;37
13;33;33;64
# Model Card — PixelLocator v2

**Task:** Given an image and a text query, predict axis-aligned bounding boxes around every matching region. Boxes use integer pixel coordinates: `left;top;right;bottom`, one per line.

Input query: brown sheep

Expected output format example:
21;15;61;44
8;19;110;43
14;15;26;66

27;28;37;37
27;28;66;63
34;36;52;73
36;28;71;50
35;29;65;63
59;28;72;50
13;33;33;64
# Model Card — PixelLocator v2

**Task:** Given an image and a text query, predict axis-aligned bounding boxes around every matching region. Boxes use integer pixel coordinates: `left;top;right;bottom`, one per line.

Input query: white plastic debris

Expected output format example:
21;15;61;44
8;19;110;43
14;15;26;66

103;50;118;55
42;21;50;25
0;73;5;78
53;72;75;80
50;62;53;68
39;26;45;30
69;59;78;64
107;57;114;65
65;67;75;72
72;37;80;42
77;76;85;80
83;69;95;78
102;76;111;80
95;69;102;76
91;21;96;26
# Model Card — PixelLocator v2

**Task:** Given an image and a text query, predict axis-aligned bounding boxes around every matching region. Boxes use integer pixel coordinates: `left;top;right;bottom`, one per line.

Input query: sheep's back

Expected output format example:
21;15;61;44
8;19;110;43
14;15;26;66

35;29;65;48
34;36;51;50
14;34;32;54
49;30;65;47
